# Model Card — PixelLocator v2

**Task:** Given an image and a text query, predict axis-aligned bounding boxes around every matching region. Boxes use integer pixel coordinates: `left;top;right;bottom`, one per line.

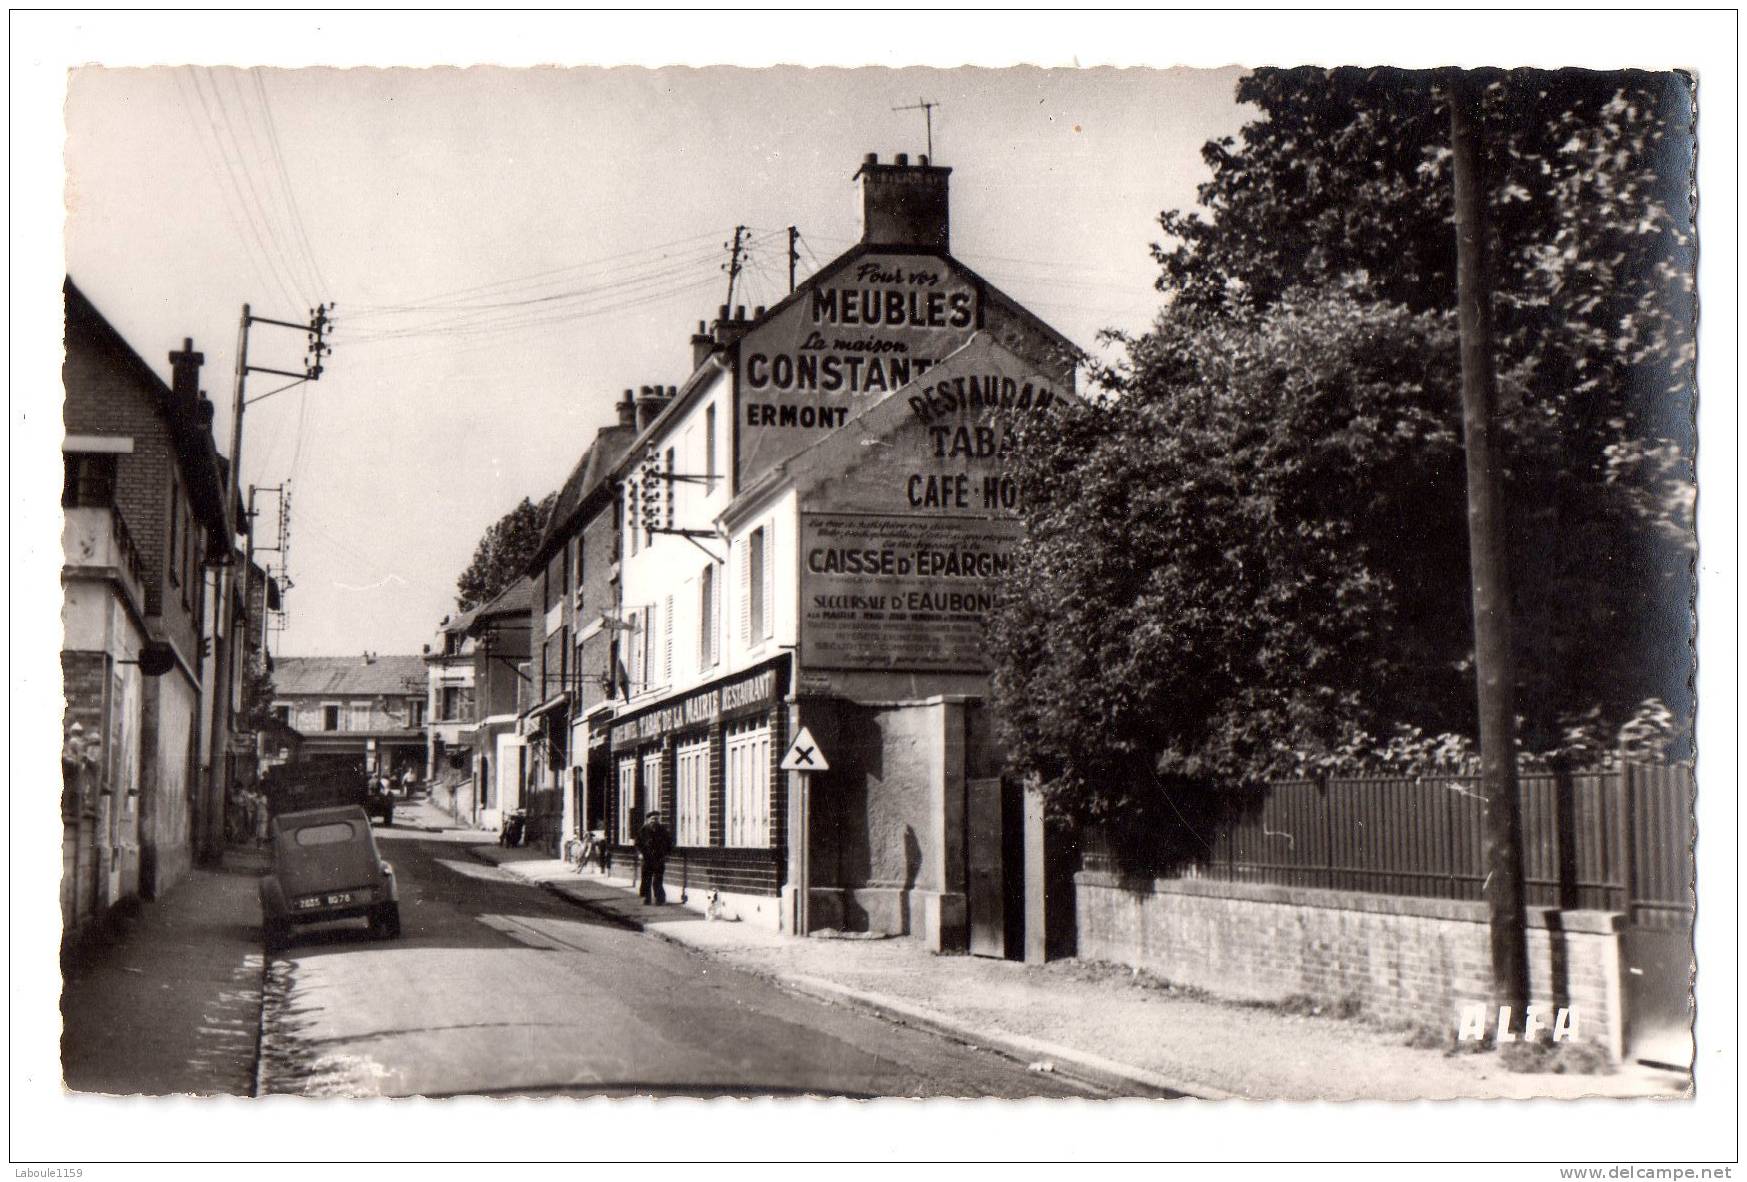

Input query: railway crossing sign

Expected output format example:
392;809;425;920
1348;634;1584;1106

780;727;829;772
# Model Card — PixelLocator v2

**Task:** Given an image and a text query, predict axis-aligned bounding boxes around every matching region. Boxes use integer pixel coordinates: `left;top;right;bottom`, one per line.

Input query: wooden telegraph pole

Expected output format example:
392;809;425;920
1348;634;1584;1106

1448;70;1530;1026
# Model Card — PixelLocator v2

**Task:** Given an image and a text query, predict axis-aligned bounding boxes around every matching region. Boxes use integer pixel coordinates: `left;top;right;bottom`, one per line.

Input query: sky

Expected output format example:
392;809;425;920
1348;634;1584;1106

63;62;1251;659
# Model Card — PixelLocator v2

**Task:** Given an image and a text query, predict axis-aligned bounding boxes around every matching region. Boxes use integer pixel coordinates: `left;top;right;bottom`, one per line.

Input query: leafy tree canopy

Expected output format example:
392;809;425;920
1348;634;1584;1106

992;68;1696;867
456;492;556;612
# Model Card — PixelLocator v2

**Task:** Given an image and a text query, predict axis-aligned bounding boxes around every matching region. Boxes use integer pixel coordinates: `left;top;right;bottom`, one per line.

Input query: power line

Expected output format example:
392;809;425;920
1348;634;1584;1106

193;67;308;311
252;68;332;297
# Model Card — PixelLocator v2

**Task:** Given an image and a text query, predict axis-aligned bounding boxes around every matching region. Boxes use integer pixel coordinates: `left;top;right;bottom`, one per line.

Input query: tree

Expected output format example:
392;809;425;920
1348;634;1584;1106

992;288;1465;871
238;657;279;733
991;68;1696;869
456;492;556;612
1153;69;1696;751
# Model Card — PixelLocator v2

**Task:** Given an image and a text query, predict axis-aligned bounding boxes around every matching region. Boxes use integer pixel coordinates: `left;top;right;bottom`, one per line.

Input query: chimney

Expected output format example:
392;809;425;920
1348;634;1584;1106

712;303;755;349
168;338;204;415
635;384;668;431
617;388;638;429
196;398;216;430
691;319;715;369
854;151;952;251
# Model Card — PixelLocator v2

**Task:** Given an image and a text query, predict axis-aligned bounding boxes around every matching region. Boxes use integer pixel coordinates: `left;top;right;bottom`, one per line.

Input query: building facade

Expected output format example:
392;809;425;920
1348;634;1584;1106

518;391;641;854
599;153;1078;947
424;581;532;830
271;654;428;782
62;279;231;930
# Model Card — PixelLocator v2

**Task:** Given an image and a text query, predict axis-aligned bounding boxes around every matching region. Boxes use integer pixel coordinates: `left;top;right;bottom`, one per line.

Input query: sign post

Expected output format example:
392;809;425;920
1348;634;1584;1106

780;727;830;936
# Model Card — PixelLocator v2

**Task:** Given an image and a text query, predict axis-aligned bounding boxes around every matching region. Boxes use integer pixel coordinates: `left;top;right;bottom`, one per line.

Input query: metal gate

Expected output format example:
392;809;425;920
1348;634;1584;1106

1618;763;1695;1068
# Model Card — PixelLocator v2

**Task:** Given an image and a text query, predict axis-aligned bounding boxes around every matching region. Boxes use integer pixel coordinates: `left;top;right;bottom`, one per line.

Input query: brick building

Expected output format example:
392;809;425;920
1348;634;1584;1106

271;654;427;782
62;278;231;924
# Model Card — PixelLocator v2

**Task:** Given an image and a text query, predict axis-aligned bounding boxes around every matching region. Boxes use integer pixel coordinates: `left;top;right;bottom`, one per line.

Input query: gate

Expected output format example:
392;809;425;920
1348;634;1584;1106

967;777;1025;959
1618;763;1694;1068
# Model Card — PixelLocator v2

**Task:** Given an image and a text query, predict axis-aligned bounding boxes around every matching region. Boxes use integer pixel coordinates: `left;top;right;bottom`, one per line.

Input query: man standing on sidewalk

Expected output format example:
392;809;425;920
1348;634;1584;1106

636;809;673;905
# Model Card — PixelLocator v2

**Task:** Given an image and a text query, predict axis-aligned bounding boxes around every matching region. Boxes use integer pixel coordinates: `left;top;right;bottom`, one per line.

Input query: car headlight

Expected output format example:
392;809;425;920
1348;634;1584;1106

380;861;394;876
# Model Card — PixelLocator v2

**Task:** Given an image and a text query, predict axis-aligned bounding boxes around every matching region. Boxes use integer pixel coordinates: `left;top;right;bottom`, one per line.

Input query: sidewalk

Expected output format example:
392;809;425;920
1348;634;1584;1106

60;864;266;1096
469;839;1690;1101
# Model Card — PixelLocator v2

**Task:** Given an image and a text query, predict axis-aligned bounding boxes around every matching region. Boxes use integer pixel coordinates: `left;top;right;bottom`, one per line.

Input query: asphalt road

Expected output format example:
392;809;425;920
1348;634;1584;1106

257;819;1096;1098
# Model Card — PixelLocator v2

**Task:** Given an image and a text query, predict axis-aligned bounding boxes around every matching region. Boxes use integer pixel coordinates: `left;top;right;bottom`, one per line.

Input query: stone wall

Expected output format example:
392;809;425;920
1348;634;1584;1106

1075;871;1625;1058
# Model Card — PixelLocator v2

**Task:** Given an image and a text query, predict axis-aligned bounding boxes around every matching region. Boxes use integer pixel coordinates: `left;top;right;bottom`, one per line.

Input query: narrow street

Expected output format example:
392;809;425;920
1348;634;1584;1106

257;812;1097;1098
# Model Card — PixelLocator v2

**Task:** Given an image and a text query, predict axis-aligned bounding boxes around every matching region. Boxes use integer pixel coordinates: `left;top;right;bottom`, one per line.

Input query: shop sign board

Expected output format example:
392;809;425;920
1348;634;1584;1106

610;663;784;748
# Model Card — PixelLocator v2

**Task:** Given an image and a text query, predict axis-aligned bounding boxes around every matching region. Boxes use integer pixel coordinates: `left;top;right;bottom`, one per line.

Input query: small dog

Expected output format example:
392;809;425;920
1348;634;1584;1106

704;889;739;922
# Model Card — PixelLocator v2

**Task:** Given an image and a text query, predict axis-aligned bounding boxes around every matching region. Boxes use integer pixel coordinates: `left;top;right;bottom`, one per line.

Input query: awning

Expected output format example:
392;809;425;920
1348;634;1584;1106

525;692;570;725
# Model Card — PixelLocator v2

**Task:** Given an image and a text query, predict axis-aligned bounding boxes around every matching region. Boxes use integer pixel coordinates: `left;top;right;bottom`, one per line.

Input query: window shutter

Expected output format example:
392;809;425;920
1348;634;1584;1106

761;519;776;639
711;562;722;666
697;568;710;670
738;537;751;645
663;594;674;684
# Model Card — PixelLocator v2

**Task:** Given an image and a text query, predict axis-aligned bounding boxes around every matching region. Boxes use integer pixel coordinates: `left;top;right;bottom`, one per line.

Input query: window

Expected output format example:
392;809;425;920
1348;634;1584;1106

641;750;664;830
322;704;340;732
704;403;717;490
294;821;358;847
724;720;772;848
407;698;426;727
626;608;645;691
698;563;718;670
348;702;371;731
616;756;637;843
742;524;772;644
61;453;117;508
272;704;290;726
675;737;710;846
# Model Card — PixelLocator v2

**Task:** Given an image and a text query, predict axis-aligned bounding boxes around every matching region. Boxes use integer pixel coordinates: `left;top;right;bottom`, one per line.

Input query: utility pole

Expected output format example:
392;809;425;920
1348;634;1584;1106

788;226;799;293
723;226;748;312
893;98;939;158
1448;69;1529;1029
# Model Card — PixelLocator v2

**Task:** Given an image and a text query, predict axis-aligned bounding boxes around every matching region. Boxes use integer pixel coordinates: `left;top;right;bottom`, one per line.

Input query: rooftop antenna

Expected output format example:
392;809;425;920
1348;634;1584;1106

892;97;939;159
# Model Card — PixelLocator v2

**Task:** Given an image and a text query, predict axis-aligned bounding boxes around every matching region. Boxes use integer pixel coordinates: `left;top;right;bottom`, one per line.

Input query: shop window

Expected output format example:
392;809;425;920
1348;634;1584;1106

675;737;709;846
641;749;664;829
616;756;637;844
61;452;117;508
724;719;771;848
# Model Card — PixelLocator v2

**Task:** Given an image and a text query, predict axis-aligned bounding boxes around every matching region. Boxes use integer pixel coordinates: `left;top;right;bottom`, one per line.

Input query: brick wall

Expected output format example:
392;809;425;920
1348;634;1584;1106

1075;872;1625;1058
63;314;203;669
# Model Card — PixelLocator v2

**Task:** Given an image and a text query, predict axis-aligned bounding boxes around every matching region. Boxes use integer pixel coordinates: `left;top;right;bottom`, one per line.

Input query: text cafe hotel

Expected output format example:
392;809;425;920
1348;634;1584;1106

603;151;1079;954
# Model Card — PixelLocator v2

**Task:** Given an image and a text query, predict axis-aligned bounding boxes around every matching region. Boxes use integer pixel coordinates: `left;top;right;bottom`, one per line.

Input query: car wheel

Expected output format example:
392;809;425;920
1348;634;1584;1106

264;918;291;953
371;902;402;941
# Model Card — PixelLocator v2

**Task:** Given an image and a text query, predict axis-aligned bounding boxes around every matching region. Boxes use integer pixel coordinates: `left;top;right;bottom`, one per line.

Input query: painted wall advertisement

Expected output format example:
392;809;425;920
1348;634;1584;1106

801;513;1023;672
738;251;981;482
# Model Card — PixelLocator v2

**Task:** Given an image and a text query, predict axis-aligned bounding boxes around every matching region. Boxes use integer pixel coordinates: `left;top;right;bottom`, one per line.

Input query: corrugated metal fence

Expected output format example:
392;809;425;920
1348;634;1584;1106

1087;764;1693;925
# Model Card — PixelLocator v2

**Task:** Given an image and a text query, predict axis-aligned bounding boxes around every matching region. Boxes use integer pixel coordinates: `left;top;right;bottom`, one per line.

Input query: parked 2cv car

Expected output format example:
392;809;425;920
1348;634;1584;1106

260;804;401;951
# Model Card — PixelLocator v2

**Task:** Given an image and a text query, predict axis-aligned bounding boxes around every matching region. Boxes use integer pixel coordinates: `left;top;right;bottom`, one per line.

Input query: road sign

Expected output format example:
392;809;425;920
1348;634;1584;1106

780;726;829;772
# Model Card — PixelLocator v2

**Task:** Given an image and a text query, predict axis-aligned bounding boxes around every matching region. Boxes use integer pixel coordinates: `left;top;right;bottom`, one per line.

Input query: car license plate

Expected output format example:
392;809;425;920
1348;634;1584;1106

296;891;354;910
